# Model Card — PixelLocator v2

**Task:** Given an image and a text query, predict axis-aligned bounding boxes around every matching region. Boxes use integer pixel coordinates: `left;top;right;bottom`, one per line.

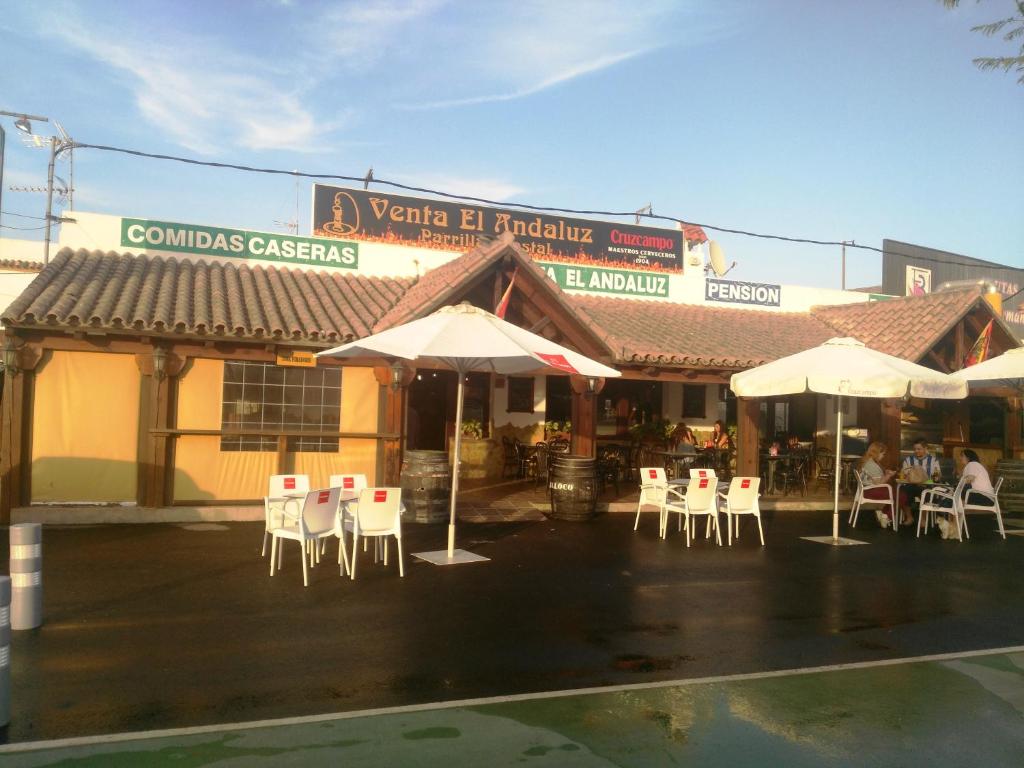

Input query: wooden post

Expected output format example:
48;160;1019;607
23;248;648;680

569;376;602;457
0;371;25;524
879;398;902;470
136;350;184;507
374;365;412;485
1006;397;1021;460
736;397;760;477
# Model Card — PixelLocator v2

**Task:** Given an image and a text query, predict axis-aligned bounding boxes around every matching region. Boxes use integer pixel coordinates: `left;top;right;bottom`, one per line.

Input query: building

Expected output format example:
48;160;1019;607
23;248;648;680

0;196;1017;523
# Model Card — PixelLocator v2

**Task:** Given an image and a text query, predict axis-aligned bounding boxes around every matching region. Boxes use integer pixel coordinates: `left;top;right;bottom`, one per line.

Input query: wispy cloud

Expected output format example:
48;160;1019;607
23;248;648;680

37;6;347;155
392;0;702;110
313;0;448;68
385;172;526;202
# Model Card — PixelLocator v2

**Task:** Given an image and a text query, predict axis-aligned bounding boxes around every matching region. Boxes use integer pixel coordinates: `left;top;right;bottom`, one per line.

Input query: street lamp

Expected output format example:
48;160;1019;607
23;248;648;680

0;110;72;265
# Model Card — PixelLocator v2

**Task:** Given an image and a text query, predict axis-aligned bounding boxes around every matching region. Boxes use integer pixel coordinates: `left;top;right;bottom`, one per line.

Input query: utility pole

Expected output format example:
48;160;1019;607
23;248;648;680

43;137;57;265
841;240;855;290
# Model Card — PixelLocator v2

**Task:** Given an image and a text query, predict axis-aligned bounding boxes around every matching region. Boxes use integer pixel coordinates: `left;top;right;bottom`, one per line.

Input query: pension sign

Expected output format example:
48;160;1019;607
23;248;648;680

120;218;358;269
705;278;781;307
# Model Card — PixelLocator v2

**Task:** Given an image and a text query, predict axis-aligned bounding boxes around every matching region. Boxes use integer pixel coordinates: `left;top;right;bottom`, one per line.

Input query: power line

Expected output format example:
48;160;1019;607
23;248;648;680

0;223;47;231
0;210;47;220
68;141;1021;276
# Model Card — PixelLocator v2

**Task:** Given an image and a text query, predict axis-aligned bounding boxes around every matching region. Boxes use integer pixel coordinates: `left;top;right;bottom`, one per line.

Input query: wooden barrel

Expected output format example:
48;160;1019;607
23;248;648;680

400;450;452;524
547;454;598;521
996;459;1024;514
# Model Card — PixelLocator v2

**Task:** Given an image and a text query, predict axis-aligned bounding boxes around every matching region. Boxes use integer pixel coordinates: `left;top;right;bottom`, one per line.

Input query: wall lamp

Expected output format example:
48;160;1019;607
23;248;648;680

390;360;404;392
152;346;167;381
587;377;598;395
2;336;20;375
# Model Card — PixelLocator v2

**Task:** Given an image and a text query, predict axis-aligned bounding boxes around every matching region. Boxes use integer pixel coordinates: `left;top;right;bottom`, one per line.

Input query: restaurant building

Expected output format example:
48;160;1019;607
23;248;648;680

0;192;1018;523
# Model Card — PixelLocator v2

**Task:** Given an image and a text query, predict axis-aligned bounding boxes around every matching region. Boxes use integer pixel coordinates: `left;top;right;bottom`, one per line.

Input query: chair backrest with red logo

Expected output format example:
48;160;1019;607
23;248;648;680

639;467;667;488
354;488;403;534
727;477;760;510
300;486;341;535
329;474;368;497
685;476;719;511
688;467;718;480
269;474;310;498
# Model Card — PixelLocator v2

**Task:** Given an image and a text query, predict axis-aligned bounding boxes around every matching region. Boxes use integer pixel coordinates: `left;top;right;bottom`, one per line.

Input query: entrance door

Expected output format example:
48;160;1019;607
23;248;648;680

407;370;451;451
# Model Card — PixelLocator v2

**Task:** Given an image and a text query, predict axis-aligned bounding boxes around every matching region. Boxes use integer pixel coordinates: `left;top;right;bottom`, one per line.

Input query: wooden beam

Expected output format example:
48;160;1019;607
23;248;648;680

927;349;951;373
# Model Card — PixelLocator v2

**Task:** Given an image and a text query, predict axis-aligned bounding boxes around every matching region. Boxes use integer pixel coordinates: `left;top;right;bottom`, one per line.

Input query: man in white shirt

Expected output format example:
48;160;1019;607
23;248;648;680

898;438;941;526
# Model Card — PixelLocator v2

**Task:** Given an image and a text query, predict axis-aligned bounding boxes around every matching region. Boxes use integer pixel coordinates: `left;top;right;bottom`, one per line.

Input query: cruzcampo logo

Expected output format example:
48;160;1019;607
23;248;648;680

120;218;358;269
537;262;670;298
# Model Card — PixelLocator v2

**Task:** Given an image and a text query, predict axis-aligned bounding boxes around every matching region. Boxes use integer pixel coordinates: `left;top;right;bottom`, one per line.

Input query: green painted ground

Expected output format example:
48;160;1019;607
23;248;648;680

4;651;1024;767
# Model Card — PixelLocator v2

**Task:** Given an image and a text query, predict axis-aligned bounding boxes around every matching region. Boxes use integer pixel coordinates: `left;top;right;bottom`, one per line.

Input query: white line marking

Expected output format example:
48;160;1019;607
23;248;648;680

4;644;1024;754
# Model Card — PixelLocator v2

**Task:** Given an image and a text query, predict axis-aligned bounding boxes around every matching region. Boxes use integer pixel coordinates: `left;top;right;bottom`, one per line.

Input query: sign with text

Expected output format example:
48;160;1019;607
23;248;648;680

276;350;317;368
121;218;359;269
705;278;781;307
538;262;670;298
312;185;684;272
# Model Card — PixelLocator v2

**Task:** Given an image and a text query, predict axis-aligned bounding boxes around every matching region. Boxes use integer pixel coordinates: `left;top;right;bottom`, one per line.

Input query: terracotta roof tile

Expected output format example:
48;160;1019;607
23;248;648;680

1;248;413;345
811;289;985;361
0;259;43;272
568;295;836;368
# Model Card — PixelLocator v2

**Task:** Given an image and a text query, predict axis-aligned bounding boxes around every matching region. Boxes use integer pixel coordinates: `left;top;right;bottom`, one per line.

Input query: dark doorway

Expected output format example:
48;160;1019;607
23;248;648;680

407;370;452;451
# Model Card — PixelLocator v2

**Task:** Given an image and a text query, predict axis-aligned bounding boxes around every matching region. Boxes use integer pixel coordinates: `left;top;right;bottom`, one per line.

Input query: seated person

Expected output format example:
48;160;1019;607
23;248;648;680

671;421;696;448
784;434;801;453
936;449;994;539
859;441;895;527
710;420;731;449
898;437;941;526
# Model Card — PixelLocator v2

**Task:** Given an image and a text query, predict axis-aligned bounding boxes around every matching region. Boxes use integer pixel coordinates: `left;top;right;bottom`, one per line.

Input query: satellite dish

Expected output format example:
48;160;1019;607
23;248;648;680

708;241;728;276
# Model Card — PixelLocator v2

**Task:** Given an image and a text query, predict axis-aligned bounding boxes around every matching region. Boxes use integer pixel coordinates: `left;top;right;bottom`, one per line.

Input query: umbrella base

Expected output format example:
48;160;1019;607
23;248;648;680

801;536;869;546
412;549;490;565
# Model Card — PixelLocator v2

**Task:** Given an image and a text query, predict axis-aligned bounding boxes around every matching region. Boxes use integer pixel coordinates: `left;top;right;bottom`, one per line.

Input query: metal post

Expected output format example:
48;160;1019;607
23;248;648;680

0;125;5;238
833;396;843;541
10;523;42;630
43;136;56;265
448;371;465;557
841;241;846;290
0;575;10;726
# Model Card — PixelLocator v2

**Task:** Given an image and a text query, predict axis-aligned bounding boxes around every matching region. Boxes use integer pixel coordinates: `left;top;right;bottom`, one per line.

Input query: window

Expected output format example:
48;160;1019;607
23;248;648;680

220;361;341;452
507;376;535;413
461;372;491;437
682;384;706;419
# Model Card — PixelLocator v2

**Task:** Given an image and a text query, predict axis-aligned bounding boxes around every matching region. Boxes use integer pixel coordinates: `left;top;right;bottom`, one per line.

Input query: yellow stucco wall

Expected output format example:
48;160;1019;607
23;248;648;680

31;351;140;502
173;360;380;500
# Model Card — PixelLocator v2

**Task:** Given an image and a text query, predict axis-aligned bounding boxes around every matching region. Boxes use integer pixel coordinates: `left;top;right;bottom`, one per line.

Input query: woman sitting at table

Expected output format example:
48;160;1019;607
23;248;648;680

670;421;696;448
709;420;731;450
859;441;896;527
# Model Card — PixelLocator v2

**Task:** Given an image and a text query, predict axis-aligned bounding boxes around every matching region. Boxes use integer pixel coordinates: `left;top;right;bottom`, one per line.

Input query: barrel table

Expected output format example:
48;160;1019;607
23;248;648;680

996;459;1024;515
547;454;599;521
400;450;452;523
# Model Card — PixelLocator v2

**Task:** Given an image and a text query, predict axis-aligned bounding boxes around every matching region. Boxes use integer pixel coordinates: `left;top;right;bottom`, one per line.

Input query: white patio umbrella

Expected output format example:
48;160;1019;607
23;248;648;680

950;347;1024;389
317;302;620;564
730;338;967;545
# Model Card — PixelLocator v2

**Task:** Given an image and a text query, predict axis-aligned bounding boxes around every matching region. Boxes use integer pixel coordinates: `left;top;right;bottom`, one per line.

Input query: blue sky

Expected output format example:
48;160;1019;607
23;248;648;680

1;0;1021;290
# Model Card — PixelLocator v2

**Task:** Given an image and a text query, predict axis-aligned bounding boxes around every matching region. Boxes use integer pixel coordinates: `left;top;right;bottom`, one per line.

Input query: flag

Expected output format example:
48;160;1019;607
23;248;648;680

963;319;993;368
495;268;518;319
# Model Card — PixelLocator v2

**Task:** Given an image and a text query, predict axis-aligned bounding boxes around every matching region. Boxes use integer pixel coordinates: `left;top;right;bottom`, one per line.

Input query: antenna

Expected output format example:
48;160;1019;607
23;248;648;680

363;167;374;190
634;203;652;224
706;240;737;277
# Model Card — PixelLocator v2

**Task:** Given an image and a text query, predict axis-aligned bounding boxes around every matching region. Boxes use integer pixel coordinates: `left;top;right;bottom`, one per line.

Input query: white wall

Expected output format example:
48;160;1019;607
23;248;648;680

492;374;546;429
661;382;719;429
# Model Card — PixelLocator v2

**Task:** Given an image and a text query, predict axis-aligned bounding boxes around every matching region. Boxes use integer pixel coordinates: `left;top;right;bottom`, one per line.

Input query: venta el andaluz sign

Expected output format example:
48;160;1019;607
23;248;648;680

311;185;683;273
121;218;359;269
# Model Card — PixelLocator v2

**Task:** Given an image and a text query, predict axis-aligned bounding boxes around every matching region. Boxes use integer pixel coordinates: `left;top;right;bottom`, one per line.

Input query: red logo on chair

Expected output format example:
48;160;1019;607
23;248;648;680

317;490;331;504
343;477;355;489
698;470;708;478
741;479;751;489
648;469;658;479
373;490;388;503
284;477;296;490
699;478;709;489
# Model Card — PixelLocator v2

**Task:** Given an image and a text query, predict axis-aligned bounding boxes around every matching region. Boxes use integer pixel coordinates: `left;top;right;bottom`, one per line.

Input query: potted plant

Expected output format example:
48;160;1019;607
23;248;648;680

460;419;483;439
544;420;572;441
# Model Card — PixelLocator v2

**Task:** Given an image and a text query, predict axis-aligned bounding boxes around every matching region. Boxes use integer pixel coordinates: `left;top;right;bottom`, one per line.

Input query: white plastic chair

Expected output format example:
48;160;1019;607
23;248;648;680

635;467;668;532
350;488;405;579
269;487;341;586
848;470;896;530
962;476;1005;539
918;473;970;540
263;474;310;557
329;473;368;567
664;475;721;547
719;476;764;546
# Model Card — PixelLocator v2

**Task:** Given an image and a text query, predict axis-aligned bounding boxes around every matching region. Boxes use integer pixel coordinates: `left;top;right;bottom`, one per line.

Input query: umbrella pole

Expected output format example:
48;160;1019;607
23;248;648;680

833;396;843;541
448;372;465;558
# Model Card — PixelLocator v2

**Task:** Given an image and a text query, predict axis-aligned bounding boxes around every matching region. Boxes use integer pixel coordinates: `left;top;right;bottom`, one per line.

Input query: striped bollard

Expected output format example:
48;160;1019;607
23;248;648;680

10;523;43;630
0;575;10;726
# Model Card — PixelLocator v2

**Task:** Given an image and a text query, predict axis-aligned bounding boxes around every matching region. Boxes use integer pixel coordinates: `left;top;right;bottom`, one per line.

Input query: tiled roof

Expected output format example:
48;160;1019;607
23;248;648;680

374;233;521;332
568;295;835;368
811;289;987;361
0;259;43;272
1;248;413;344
